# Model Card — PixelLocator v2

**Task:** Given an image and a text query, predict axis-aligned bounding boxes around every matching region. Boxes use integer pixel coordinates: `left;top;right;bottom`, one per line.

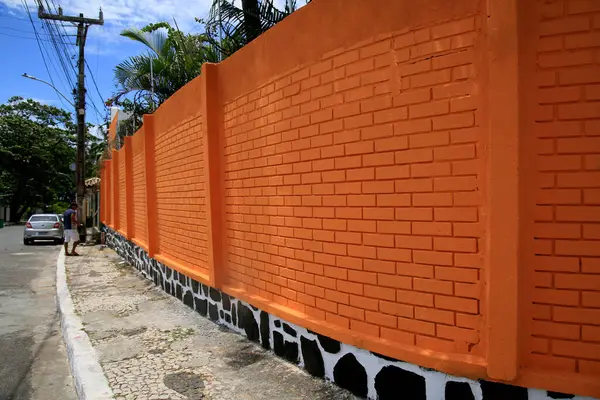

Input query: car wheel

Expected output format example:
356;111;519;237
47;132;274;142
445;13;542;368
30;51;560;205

23;239;31;245
55;238;64;245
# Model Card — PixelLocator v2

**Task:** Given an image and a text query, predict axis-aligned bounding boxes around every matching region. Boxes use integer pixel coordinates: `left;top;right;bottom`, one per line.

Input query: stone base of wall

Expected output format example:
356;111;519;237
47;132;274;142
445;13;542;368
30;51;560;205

105;227;586;400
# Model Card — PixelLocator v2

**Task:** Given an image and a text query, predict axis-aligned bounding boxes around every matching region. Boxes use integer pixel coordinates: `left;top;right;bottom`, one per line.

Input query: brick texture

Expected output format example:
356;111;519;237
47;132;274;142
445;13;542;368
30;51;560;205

118;147;127;235
529;0;600;374
223;15;483;355
131;130;147;245
109;161;115;227
154;112;209;275
98;1;600;393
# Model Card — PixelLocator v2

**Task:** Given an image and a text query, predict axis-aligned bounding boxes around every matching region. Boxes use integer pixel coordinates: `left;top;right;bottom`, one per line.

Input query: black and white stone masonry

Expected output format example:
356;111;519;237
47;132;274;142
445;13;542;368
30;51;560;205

105;227;592;400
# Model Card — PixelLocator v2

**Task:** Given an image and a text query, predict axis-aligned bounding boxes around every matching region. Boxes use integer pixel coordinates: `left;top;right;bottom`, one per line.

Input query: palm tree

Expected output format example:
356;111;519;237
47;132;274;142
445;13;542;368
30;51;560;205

202;0;309;60
86;130;105;178
111;22;218;134
113;22;218;107
112;1;311;118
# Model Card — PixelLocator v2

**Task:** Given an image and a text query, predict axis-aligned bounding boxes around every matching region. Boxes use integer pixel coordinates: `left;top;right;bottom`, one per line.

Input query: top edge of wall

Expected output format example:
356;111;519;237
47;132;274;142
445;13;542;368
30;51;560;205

216;0;481;104
153;73;205;135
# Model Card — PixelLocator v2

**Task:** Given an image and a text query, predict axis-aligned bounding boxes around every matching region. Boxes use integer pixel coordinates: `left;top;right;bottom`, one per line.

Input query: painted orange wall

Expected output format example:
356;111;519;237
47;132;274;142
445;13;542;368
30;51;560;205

222;10;486;368
519;0;600;391
118;145;128;236
152;78;210;280
108;110;119;149
131;128;148;248
100;0;600;397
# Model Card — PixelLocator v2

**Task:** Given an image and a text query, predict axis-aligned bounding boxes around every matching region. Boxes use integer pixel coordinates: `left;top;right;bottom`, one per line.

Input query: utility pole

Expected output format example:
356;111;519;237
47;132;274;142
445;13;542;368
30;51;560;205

38;6;103;240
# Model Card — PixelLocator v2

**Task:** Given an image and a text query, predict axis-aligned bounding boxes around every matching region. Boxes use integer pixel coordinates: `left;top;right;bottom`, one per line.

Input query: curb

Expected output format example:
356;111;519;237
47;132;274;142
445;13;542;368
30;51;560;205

56;250;113;400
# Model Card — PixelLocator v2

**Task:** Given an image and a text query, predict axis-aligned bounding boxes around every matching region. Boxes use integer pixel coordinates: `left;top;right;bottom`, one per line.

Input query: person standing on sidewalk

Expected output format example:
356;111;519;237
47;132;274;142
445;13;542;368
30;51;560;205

63;202;80;256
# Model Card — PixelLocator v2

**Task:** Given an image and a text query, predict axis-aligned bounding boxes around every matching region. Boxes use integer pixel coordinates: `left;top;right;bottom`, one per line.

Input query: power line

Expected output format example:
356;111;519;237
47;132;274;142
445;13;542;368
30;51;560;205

0;25;72;36
37;1;74;68
48;0;77;47
0;14;30;21
40;39;73;100
27;1;76;109
21;0;105;124
32;22;72;95
86;91;104;123
34;19;74;99
0;30;68;42
85;60;106;108
51;0;104;123
37;4;76;91
37;3;105;221
20;0;69;110
52;0;105;124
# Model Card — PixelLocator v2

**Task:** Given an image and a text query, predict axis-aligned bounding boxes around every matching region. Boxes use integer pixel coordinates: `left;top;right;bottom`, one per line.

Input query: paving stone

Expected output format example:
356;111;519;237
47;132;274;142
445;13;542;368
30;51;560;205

67;246;356;400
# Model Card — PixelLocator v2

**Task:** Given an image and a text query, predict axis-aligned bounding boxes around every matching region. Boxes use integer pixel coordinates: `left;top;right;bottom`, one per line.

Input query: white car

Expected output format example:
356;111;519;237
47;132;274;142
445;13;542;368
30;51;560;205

23;214;64;245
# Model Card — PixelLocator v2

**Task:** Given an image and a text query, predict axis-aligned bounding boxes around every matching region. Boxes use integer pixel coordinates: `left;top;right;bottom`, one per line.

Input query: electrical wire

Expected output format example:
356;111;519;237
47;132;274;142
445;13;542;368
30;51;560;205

21;0;69;110
23;0;106;124
0;30;67;42
86;91;105;124
36;2;76;97
47;0;106;125
0;14;30;21
0;25;71;36
39;18;75;88
85;60;106;108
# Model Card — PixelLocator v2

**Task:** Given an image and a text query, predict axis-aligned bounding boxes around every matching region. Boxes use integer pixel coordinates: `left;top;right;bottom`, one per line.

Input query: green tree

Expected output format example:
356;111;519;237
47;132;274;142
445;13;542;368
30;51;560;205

86;127;104;179
112;22;218;108
110;2;309;127
0;97;76;222
202;0;310;59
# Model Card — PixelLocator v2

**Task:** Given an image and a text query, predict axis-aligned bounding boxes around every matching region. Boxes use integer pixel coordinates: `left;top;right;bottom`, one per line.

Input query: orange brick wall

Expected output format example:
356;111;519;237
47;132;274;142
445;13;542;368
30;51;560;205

106;160;113;227
132;129;148;246
108;155;115;228
100;0;600;396
118;146;127;235
154;103;209;276
100;163;106;224
524;0;600;377
223;15;484;356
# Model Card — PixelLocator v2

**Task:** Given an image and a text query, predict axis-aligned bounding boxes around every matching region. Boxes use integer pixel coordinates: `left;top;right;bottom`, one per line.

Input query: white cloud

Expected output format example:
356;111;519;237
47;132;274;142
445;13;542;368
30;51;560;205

13;96;55;105
1;0;221;58
1;0;307;56
89;124;106;139
29;97;55;104
1;0;213;58
2;0;309;66
1;0;213;32
2;0;307;33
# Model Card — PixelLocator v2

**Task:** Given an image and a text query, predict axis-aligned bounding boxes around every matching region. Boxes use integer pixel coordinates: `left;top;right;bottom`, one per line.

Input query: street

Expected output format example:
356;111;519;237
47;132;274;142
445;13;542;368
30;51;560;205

0;226;76;400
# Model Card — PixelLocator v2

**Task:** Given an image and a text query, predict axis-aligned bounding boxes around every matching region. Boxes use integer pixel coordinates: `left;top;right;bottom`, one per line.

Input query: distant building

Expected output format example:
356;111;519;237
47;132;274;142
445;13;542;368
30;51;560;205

84;177;100;228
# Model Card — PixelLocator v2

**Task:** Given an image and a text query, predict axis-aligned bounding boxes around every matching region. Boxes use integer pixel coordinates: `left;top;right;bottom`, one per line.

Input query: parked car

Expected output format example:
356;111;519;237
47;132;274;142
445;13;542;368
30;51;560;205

23;214;64;245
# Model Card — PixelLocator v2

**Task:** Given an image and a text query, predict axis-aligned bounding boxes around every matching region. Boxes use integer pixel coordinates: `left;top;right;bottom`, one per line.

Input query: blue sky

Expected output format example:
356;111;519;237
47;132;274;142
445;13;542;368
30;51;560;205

0;0;290;129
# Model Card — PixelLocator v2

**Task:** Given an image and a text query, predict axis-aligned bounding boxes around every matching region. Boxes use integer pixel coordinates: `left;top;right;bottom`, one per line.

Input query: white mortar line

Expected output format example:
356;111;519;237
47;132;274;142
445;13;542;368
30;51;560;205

56;250;113;400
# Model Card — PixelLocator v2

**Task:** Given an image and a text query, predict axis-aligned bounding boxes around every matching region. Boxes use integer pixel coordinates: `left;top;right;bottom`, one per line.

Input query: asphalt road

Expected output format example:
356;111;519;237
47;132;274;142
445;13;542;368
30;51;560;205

0;226;76;400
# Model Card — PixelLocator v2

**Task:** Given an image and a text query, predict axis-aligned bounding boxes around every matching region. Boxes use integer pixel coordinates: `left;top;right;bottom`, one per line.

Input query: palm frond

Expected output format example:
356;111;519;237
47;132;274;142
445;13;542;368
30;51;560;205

120;28;167;57
207;0;290;47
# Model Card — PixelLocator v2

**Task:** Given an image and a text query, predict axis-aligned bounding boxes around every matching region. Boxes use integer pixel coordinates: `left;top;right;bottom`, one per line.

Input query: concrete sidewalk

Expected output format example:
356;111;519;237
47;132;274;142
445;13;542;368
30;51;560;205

65;246;356;400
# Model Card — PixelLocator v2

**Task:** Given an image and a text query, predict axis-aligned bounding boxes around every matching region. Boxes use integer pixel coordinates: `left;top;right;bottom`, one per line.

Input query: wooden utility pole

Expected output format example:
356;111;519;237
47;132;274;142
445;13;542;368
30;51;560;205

38;6;103;239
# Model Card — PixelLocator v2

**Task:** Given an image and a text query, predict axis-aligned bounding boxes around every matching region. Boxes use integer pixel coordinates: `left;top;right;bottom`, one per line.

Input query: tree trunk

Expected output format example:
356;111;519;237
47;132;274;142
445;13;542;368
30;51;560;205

241;0;261;42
